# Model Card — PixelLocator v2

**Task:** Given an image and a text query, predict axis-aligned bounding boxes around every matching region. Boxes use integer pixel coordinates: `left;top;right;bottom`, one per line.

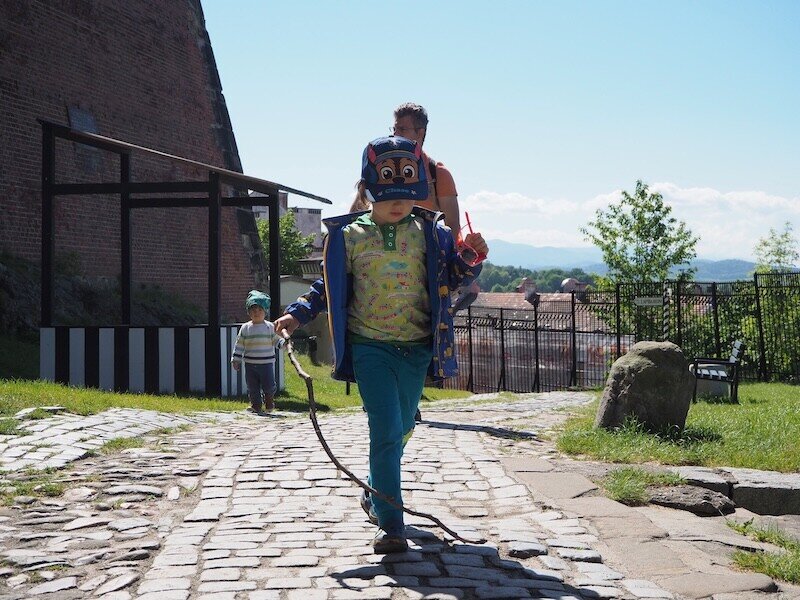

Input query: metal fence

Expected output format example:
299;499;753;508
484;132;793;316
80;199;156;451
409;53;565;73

444;272;800;393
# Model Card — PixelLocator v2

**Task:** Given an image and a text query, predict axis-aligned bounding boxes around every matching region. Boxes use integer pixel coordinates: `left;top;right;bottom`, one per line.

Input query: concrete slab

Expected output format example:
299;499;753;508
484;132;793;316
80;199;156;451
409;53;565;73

658;572;777;598
601;539;689;578
591;516;668;540
500;456;555;473
638;506;768;552
513;472;599;500
727;467;800;515
564;497;634;518
669;466;731;496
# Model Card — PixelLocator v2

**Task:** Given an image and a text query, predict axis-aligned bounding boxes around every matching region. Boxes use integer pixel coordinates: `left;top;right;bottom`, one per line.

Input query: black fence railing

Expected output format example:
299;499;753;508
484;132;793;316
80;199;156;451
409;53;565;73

444;272;800;393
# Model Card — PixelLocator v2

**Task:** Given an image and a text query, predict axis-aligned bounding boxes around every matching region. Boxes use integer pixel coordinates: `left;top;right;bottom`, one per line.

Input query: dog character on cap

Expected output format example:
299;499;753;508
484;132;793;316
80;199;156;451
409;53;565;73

361;136;428;203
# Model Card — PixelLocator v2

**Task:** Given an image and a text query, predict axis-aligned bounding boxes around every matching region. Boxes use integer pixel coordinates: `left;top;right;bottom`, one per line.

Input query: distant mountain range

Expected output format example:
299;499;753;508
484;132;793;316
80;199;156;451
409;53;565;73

486;239;757;282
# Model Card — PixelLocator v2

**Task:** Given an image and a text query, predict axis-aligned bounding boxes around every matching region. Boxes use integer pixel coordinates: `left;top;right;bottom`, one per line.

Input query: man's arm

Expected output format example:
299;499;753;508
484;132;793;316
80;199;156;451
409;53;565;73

438;194;461;238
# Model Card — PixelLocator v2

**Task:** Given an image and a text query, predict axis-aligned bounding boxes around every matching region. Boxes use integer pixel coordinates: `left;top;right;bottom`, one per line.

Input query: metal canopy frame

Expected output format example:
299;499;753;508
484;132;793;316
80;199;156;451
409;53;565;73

39;119;330;395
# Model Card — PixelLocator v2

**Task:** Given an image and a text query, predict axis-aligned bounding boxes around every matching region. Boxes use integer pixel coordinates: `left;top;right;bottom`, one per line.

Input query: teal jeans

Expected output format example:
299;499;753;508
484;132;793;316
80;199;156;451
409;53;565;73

351;340;432;530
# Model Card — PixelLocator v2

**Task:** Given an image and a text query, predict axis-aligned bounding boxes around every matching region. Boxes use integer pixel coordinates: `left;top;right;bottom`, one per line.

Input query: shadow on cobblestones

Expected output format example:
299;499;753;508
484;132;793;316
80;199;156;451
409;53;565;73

422;419;539;441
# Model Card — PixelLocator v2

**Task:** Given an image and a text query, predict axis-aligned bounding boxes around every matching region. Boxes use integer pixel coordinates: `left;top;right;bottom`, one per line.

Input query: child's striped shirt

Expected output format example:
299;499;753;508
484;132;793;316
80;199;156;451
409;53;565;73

231;321;284;365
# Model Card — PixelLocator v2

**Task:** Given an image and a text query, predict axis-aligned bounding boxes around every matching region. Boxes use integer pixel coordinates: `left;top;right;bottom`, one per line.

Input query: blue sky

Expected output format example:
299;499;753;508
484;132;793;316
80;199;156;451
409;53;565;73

201;1;799;261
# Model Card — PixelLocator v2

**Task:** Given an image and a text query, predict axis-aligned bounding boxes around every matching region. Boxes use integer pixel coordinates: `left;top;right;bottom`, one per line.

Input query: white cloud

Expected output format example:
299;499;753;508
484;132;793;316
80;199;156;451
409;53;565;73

462;184;800;261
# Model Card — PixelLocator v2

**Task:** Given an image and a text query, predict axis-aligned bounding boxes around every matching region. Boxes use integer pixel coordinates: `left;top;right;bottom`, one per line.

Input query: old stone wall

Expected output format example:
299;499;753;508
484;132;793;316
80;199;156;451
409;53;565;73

0;0;259;323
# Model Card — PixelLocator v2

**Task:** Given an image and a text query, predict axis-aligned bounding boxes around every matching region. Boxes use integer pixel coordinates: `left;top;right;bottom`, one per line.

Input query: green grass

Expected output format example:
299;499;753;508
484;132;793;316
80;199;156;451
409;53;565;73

556;383;800;472
728;519;800;583
0;469;65;505
0;419;28;435
97;437;146;455
0;352;471;417
600;467;685;505
18;408;52;420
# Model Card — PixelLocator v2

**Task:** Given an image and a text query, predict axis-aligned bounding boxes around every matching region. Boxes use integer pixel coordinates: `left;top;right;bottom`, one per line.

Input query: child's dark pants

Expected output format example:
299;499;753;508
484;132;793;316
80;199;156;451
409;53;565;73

245;363;276;410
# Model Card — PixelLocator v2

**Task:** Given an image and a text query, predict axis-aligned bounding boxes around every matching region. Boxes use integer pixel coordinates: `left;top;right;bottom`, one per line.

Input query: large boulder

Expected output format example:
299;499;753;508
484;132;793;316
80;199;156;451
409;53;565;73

595;341;694;432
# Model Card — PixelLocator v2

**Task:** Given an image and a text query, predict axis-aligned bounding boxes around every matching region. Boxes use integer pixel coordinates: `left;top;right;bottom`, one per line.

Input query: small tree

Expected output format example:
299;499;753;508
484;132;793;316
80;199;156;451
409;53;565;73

753;221;799;273
581;180;698;284
256;211;316;277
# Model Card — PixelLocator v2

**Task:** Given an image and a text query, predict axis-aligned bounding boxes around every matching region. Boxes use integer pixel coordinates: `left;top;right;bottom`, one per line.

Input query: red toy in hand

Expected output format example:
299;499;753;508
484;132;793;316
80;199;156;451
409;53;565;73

456;212;487;267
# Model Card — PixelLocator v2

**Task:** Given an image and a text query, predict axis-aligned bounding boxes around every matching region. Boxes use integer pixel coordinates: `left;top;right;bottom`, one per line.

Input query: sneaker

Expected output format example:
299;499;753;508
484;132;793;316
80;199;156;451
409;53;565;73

247;404;263;414
373;525;408;554
414;408;422;422
359;489;378;525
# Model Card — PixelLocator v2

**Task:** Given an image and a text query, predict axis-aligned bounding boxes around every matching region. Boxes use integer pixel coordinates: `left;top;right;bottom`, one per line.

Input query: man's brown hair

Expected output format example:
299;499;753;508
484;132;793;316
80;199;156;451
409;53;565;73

394;102;429;130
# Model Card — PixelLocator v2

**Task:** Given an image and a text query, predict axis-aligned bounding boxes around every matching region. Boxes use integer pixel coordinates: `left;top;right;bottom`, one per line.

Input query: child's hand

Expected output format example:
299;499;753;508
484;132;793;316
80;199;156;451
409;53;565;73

232;362;241;371
274;314;300;338
463;232;488;258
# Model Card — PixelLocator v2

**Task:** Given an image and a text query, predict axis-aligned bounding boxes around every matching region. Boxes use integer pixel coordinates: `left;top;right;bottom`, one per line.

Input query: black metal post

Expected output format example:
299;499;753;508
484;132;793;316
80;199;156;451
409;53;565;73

711;282;721;357
206;172;222;396
533;302;540;392
498;309;506;392
120;154;131;324
615;284;621;358
467;306;474;392
675;280;683;348
570;292;577;387
268;193;281;321
41;124;56;327
753;273;768;381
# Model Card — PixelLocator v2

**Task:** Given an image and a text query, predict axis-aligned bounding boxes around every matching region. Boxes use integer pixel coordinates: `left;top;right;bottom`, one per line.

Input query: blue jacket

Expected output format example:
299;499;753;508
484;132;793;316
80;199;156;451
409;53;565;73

285;208;482;383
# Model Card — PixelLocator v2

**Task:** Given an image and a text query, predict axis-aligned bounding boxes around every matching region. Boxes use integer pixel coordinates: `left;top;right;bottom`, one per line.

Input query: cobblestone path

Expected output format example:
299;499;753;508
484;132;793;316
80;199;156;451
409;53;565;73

0;394;679;599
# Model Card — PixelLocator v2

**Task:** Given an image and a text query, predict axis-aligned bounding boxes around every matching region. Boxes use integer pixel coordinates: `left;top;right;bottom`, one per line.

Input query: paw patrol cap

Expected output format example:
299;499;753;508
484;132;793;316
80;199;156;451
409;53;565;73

361;136;428;202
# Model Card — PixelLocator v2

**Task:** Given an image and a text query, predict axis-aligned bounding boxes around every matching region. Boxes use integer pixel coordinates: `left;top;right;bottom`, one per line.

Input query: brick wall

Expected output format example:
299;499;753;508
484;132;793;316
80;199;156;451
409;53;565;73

0;0;260;323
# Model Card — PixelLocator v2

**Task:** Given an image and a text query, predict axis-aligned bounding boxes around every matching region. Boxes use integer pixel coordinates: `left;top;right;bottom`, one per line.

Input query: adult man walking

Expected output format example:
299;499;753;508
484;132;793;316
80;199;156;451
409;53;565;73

392;102;461;236
392;103;474;422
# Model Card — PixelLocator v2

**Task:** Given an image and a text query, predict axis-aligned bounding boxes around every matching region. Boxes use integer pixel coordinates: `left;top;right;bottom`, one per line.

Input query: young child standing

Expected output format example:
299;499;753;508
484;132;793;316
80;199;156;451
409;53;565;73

274;136;487;553
232;290;284;413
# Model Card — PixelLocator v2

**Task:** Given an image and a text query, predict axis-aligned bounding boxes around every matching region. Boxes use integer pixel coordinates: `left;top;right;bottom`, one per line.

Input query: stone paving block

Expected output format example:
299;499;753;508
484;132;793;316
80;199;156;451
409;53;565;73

26;576;78;595
137;577;192;593
204;556;261;568
329;588;393;599
248;592;282;600
94;572;139;595
262;576;313;589
274;554;321;567
577;585;621;598
658;572;778;598
136;591;191;600
555;548;602;562
621;579;674;599
287;590;329;600
474;585;532;598
200;567;241;581
197;580;258;592
508;540;547;557
406;589;464;600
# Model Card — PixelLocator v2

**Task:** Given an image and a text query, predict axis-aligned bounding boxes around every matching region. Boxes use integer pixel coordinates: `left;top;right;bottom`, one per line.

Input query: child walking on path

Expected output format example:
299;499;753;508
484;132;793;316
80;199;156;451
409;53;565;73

274;136;488;553
232;290;284;414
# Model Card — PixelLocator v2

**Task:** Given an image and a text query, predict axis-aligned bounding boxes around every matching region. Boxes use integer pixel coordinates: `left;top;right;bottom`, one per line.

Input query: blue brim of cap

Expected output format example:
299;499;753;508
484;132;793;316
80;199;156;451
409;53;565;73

367;180;428;202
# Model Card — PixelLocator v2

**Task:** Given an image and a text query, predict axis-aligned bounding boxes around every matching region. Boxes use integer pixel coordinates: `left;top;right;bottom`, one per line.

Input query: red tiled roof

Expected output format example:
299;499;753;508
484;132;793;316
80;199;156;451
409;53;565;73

469;292;612;332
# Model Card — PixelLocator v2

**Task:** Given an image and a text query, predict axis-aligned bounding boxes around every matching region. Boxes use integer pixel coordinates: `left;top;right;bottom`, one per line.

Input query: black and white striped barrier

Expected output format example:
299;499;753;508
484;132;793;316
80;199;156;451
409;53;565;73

39;326;284;397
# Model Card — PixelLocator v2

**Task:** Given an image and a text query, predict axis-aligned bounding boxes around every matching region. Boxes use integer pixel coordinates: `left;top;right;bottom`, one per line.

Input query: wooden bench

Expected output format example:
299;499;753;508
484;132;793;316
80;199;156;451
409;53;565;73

691;340;745;403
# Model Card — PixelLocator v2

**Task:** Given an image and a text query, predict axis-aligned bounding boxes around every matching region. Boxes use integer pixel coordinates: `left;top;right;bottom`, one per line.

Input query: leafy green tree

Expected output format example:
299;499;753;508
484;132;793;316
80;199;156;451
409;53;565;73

256;211;315;277
476;262;597;293
581;180;698;284
753;221;799;273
